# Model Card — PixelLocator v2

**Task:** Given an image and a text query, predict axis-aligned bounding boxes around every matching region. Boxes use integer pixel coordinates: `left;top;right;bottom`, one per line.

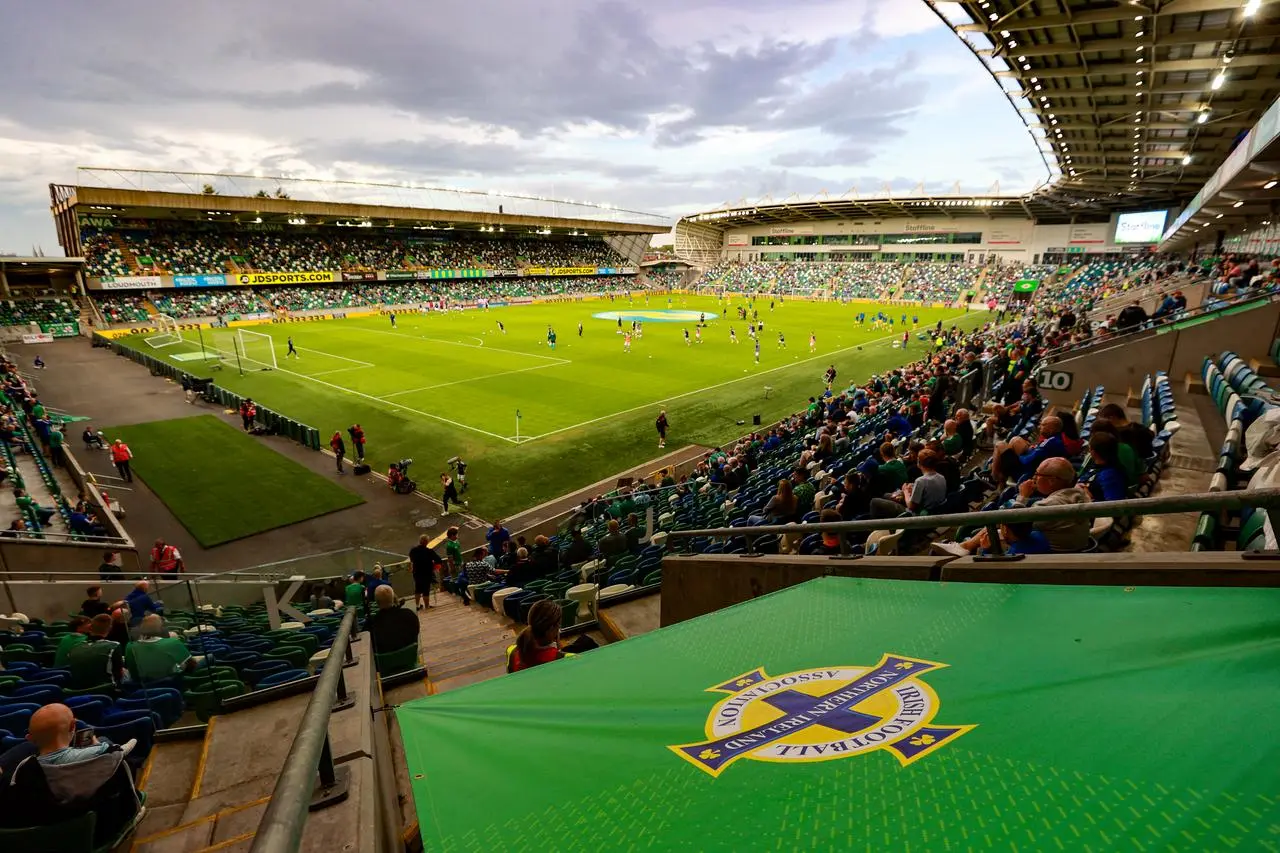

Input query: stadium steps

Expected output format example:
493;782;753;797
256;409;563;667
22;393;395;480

1126;390;1217;553
113;233;140;274
418;595;514;693
129;636;380;853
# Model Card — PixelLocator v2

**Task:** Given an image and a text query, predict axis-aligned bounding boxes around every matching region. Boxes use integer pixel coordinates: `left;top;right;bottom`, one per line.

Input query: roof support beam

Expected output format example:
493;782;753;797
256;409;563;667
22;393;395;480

980;25;1280;58
1089;78;1278;97
957;0;1250;34
996;52;1276;79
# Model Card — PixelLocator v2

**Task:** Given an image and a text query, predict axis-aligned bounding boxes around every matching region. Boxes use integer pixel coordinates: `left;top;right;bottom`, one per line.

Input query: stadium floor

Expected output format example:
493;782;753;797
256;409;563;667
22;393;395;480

119;296;986;517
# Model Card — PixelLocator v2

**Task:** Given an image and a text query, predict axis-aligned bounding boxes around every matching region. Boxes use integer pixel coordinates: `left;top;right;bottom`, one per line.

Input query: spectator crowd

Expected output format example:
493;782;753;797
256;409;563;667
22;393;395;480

83;229;626;278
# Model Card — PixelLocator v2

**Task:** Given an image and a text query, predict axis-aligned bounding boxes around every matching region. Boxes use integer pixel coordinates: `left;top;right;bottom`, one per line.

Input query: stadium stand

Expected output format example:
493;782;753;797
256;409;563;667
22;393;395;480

101;275;640;321
0;299;80;328
697;260;906;299
643;269;686;290
983;263;1056;301
83;230;628;278
93;295;151;324
896;262;984;303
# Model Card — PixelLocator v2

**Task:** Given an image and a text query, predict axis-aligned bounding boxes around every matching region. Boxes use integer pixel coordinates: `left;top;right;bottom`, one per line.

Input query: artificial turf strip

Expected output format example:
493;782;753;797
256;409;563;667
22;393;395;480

108;415;364;547
118;296;987;518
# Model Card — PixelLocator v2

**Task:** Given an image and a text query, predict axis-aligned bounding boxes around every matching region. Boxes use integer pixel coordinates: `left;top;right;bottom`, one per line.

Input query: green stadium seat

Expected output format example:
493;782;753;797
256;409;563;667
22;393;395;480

374;644;420;677
264;646;310;669
0;811;96;853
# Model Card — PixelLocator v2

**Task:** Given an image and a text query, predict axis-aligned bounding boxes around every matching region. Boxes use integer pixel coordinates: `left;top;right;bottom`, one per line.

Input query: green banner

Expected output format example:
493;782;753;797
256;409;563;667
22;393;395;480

136;255;155;266
400;577;1280;850
1012;279;1040;293
40;322;80;338
428;269;483;279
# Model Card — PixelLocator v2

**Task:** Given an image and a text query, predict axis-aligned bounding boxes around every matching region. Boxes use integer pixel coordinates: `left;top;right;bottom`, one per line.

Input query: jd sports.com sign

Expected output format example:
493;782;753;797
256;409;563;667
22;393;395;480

1038;369;1073;391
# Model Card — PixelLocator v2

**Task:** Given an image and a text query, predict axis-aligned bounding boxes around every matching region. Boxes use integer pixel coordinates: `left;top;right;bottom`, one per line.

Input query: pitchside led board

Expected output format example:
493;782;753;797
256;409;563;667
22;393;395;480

399;577;1280;851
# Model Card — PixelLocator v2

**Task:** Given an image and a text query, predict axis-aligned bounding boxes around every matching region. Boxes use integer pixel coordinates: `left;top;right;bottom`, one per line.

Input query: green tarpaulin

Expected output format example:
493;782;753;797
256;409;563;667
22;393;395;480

1013;279;1041;293
399;577;1280;851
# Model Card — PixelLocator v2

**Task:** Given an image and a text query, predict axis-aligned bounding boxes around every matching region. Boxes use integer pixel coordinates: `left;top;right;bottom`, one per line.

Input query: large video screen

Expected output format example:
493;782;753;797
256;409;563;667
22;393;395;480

1114;210;1168;244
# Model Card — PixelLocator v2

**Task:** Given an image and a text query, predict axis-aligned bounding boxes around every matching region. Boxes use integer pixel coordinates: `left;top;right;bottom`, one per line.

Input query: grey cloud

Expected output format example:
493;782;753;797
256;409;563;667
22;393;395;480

770;145;876;168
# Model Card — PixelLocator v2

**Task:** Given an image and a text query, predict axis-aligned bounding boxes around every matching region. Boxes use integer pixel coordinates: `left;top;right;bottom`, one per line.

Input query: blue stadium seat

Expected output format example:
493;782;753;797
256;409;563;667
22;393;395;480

95;716;156;767
63;695;113;726
256;669;310;688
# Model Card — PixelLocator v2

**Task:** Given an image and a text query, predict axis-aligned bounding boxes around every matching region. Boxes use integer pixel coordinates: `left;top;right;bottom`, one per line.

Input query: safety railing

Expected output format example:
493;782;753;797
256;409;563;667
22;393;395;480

249;606;358;853
1039;286;1280;364
662;488;1280;558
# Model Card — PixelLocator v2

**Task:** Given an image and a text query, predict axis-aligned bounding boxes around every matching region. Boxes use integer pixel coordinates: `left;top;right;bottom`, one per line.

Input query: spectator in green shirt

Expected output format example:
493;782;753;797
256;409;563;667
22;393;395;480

67;614;124;689
126;614;202;684
873;443;910;494
443;526;464;579
47;425;65;467
790;466;816;515
1089;421;1143;486
344;571;367;610
941;420;965;456
54;616;93;667
14;489;55;526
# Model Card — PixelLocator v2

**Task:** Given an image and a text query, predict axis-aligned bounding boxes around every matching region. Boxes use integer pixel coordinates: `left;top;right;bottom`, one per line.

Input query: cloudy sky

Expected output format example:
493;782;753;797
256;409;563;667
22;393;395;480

0;0;1050;253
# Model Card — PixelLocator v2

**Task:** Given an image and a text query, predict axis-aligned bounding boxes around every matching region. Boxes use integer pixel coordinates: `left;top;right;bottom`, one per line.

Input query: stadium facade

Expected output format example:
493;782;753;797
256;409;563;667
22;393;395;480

49;168;670;294
674;197;1166;268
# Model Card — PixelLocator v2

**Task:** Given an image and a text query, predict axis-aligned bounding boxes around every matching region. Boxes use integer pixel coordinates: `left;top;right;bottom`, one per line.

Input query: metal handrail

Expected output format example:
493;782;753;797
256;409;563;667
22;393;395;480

249;606;358;853
663;488;1280;557
1040;287;1280;363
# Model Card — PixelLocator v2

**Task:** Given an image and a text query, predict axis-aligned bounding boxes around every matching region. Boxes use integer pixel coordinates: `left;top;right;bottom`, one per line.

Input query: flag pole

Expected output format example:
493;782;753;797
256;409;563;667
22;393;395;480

516;409;521;443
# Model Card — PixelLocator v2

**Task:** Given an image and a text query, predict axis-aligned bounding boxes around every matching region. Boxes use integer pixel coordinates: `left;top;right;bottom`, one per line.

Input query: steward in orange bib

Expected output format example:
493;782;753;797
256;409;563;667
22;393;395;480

150;537;183;575
110;439;133;482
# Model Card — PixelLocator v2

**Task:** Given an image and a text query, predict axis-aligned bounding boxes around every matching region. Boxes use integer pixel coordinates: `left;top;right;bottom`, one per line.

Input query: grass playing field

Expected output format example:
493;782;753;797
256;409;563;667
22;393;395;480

109;415;365;547
119;295;983;518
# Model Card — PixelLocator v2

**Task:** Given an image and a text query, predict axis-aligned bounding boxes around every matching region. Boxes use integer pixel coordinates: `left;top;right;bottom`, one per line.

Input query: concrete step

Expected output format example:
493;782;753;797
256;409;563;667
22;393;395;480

130;638;380;853
1250;356;1280;378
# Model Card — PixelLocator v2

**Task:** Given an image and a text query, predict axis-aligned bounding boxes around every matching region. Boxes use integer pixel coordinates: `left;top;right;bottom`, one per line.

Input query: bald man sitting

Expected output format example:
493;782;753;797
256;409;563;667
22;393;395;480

28;703;134;765
990;413;1076;485
934;457;1092;556
0;704;142;844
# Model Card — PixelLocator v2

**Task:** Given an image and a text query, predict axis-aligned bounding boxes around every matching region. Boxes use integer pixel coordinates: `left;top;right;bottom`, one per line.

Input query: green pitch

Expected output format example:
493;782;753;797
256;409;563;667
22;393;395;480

399;576;1280;851
108;415;364;546
119;297;980;517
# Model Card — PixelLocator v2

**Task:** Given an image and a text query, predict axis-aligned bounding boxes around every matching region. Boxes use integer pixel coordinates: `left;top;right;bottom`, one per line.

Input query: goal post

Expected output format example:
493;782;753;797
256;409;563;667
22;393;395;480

236;328;278;370
144;314;183;348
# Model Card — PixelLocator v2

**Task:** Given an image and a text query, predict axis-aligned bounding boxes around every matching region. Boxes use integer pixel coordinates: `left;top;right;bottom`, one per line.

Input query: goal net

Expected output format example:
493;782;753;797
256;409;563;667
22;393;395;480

236;329;277;370
144;314;183;348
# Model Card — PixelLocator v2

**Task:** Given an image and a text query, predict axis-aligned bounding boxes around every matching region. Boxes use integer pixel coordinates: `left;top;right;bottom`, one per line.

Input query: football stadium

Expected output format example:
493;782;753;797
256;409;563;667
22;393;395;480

1;1;1279;851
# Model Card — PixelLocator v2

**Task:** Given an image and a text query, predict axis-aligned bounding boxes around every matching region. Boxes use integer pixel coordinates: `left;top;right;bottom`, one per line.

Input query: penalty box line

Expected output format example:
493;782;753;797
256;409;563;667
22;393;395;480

221;353;519;444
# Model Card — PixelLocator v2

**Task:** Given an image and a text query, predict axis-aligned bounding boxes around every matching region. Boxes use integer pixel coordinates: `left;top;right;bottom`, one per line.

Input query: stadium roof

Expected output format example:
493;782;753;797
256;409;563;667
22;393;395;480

680;0;1280;230
53;168;671;235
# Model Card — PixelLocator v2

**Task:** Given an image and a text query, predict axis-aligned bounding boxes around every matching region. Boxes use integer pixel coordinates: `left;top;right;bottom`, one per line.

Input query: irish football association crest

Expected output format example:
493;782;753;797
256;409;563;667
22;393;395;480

670;653;973;777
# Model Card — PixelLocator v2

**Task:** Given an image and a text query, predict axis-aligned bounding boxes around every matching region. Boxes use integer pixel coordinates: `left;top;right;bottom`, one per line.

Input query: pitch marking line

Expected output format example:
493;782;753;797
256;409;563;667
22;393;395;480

348;325;570;364
295;346;375;367
200;344;517;444
380;361;565;399
310;366;375;378
520;314;980;443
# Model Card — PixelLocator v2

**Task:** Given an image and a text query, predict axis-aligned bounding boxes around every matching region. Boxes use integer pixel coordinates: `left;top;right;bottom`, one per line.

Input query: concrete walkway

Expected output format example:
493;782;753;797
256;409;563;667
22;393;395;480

16;337;712;570
14;338;455;571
